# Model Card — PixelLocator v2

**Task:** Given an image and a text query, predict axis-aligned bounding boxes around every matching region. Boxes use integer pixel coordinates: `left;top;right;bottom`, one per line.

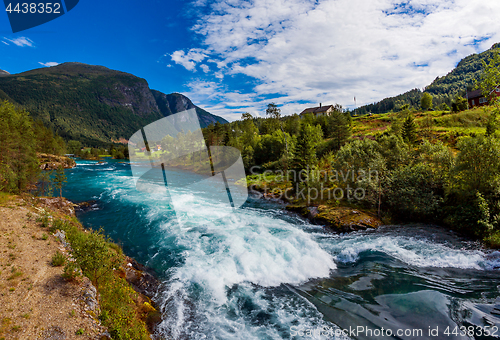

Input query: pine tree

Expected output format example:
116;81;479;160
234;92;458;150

401;114;417;144
293;124;321;192
328;111;352;150
52;166;67;198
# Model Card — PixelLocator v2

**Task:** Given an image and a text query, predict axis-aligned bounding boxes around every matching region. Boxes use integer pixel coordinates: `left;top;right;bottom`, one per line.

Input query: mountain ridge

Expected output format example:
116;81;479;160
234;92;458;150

0;62;227;146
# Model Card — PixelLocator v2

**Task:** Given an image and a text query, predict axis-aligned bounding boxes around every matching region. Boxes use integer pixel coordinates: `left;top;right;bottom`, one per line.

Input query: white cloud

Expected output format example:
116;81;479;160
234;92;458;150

3;37;34;47
172;0;500;120
200;64;210;73
38;62;59;67
170;48;208;71
2;41;9;45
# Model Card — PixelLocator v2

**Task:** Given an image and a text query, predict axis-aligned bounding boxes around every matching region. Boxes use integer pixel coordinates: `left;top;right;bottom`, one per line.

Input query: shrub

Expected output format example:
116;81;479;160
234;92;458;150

62;261;81;281
51;252;66;266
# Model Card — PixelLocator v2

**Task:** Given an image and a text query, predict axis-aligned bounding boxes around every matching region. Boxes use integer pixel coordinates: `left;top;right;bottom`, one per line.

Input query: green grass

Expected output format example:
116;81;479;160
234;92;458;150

350;106;495;146
51;252;66;266
0;192;12;206
53;218;151;340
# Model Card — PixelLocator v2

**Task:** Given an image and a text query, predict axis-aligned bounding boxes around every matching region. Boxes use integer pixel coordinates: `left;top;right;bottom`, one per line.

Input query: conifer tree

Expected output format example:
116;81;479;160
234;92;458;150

53;166;67;198
401;114;417;144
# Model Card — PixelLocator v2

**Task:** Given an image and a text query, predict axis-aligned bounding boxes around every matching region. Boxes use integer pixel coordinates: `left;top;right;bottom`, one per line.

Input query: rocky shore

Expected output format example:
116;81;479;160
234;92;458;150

250;185;382;232
38;153;77;170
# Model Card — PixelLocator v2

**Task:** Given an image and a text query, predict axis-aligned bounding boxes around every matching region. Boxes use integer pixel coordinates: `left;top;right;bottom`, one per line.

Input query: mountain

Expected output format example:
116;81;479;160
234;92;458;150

151;91;228;127
0;69;9;76
354;43;500;115
0;62;227;146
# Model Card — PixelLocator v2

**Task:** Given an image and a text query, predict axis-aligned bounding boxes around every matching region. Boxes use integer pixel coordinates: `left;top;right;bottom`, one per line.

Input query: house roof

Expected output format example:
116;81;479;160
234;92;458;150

300;105;333;115
467;86;500;100
467;89;483;100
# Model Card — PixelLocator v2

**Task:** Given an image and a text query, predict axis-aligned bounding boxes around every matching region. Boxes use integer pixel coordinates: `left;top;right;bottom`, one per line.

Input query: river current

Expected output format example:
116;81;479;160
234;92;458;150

62;159;500;340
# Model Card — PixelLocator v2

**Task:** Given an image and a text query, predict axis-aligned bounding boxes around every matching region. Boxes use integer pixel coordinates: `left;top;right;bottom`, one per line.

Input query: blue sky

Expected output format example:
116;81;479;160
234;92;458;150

1;0;500;121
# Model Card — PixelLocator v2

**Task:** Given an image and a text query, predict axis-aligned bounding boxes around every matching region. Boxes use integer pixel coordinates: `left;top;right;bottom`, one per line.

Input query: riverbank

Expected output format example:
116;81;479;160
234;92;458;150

38;153;77;170
0;194;161;339
248;178;383;233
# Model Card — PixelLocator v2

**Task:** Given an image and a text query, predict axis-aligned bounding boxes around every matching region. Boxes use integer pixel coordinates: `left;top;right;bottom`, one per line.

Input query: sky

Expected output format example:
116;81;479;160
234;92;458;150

1;0;500;121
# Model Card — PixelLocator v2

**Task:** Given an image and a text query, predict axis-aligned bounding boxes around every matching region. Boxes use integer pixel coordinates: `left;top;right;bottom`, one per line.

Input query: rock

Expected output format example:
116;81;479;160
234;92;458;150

79;277;100;317
74;200;99;213
124;257;160;297
96;331;112;340
42;326;66;340
37;197;76;216
307;206;319;219
54;229;70;249
286;205;382;232
38;153;76;170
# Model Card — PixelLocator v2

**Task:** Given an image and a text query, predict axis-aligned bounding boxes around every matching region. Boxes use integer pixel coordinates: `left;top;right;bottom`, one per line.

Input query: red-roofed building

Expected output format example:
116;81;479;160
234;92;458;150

467;87;500;108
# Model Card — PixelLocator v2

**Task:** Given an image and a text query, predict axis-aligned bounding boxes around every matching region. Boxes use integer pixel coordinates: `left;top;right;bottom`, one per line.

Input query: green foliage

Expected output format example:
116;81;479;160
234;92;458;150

486;110;499;136
0;101;39;193
33;120;66;155
53;219;150;339
51;251;66;266
448;135;500;196
421;92;433;110
476;50;500;100
327;110;352;150
451;96;468;112
294;123;322;171
353;88;423;115
254;131;291;166
67;140;82;154
444;192;496;238
401;114;417;144
52;166;67;198
62;261;81;281
37;170;53;197
386;163;443;221
69;228;121;290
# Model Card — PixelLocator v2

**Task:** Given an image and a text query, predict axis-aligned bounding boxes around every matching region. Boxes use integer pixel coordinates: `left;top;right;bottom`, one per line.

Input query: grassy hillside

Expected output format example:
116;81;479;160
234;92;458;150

352;106;493;146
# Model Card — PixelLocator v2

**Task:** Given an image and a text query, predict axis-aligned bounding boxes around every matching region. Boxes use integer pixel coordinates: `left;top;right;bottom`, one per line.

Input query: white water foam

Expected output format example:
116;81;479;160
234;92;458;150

151;199;337;339
327;234;499;270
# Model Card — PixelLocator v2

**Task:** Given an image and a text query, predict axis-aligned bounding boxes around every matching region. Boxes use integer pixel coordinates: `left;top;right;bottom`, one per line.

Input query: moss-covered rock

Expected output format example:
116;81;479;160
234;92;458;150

286;204;382;232
38;153;76;170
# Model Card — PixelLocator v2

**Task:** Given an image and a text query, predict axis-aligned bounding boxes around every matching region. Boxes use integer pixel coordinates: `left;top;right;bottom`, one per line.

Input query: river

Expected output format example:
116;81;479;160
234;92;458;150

62;159;500;339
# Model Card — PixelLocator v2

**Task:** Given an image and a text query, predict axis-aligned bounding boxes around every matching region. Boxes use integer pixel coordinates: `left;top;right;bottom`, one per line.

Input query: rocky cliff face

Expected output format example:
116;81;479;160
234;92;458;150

152;90;228;126
99;81;160;118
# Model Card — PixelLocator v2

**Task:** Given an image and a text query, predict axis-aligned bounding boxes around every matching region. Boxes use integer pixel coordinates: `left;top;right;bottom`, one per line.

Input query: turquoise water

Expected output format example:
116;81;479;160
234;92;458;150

63;159;500;339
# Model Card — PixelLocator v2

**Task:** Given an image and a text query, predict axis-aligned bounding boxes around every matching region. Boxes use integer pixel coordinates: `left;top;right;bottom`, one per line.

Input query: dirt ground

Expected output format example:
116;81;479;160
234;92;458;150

0;196;107;340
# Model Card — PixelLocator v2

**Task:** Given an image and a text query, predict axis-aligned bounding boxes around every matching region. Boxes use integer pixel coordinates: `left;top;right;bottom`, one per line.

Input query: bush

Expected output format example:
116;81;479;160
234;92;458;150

51;251;66;266
386;163;444;221
62;261;81;281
